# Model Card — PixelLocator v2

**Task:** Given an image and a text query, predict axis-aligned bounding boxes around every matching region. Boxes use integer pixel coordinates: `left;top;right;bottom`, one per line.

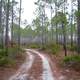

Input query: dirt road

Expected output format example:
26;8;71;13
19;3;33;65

9;49;65;80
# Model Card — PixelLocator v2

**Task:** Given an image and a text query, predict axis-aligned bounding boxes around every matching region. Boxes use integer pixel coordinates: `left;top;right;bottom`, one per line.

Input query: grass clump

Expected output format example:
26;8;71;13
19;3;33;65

42;43;61;54
63;55;80;71
63;55;80;63
26;44;40;49
67;45;77;51
25;43;61;55
0;56;15;66
0;48;15;66
0;45;23;66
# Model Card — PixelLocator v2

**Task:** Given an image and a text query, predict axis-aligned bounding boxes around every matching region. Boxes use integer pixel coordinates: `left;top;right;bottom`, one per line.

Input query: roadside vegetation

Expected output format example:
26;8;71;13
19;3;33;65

0;0;80;79
0;44;25;66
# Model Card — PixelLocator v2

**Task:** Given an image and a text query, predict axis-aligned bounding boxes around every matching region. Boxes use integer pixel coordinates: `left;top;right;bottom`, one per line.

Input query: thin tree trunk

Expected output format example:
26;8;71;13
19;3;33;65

51;5;53;42
71;1;73;48
5;0;10;55
0;0;3;48
41;11;44;47
18;0;22;49
11;0;14;47
55;2;58;44
77;0;80;54
62;23;67;56
62;0;67;56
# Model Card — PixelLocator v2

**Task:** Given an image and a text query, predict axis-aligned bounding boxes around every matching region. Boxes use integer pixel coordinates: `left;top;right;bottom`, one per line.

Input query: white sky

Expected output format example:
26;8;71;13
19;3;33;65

17;0;77;25
17;0;51;25
21;0;37;24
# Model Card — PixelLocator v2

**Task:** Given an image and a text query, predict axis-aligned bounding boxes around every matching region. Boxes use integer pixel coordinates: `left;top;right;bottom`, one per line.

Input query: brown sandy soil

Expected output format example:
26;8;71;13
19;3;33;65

27;53;43;80
1;49;80;80
0;52;26;80
39;49;80;80
26;49;55;80
8;49;56;80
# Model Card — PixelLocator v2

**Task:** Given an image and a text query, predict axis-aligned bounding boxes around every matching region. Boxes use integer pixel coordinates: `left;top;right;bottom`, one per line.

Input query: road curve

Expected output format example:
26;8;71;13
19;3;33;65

9;51;34;80
27;49;55;80
9;49;55;80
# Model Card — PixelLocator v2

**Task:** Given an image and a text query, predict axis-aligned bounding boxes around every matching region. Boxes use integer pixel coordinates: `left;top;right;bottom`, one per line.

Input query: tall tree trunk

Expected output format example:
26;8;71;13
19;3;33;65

55;2;58;44
40;5;45;48
5;0;10;55
44;7;46;45
62;0;67;56
11;0;14;47
0;0;3;48
77;0;80;53
41;10;44;47
51;5;53;42
71;1;73;48
62;23;67;56
18;0;22;49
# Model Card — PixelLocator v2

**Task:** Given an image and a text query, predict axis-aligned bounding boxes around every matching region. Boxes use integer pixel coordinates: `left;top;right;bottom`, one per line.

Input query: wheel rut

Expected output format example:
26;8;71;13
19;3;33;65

9;49;56;80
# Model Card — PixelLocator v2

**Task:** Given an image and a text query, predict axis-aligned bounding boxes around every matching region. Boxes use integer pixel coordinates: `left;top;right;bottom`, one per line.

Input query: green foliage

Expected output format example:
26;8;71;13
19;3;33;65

48;44;61;54
0;48;15;66
27;44;40;49
67;45;77;51
51;12;67;25
75;10;80;17
0;44;3;49
0;56;15;66
63;56;80;63
0;45;22;66
8;47;18;55
63;55;80;69
42;44;61;54
0;49;6;56
19;47;25;53
41;45;47;50
21;25;35;37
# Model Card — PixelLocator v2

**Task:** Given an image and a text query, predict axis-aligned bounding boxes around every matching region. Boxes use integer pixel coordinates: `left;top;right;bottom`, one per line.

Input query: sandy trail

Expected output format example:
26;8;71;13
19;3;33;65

27;49;55;80
9;49;56;80
9;51;34;80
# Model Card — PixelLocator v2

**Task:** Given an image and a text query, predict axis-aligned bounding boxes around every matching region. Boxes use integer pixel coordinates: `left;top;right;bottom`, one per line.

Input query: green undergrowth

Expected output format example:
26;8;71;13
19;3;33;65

26;43;41;49
0;45;25;67
26;43;61;55
63;55;80;71
0;56;15;66
67;44;77;51
0;48;15;66
41;43;61;55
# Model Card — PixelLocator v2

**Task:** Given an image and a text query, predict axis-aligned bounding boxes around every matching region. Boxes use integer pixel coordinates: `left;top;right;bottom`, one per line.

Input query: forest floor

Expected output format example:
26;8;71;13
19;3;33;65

0;52;26;80
40;49;80;80
0;49;80;80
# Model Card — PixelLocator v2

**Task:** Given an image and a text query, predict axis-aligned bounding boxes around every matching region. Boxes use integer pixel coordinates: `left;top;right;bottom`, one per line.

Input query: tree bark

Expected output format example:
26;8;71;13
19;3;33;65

55;2;58;44
0;0;3;48
77;0;80;53
5;0;10;55
62;23;67;56
18;0;22;49
71;1;73;48
11;0;14;47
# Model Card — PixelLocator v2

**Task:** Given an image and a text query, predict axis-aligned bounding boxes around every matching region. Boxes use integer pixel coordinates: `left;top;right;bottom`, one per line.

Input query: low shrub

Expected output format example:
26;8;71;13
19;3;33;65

42;43;61;54
67;45;77;51
50;45;60;54
27;44;40;49
63;55;80;63
26;43;61;54
0;49;6;56
0;44;3;49
63;55;80;70
0;56;15;66
0;45;22;66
